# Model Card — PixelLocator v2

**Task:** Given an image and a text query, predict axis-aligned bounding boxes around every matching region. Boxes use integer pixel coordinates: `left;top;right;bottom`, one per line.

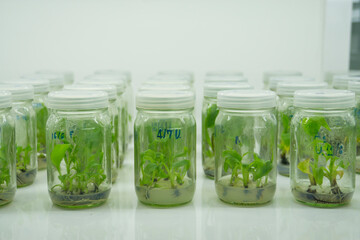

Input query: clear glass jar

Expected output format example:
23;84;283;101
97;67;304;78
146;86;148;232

1;84;37;187
290;89;356;207
64;84;119;183
202;82;252;179
262;70;302;90
0;91;16;206
214;90;277;205
46;90;112;208
276;82;327;176
81;76;127;167
134;91;196;206
348;81;360;173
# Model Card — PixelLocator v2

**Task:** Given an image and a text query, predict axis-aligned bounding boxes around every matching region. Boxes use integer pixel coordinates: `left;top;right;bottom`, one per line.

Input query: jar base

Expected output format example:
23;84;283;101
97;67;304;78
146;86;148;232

135;180;195;207
37;153;47;170
215;179;276;205
203;168;214;179
356;155;360;174
277;164;289;177
17;168;37;188
112;168;118;184
0;188;16;207
291;187;353;208
49;189;111;209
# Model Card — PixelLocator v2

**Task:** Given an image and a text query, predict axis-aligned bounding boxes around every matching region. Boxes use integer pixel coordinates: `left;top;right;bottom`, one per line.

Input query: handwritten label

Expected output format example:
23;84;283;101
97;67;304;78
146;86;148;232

52;130;74;140
156;128;181;139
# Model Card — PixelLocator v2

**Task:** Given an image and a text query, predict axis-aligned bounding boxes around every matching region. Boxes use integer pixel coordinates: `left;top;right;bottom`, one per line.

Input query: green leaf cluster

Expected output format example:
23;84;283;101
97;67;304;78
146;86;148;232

35;103;48;154
16;145;32;171
0;147;10;191
279;112;291;154
204;104;219;157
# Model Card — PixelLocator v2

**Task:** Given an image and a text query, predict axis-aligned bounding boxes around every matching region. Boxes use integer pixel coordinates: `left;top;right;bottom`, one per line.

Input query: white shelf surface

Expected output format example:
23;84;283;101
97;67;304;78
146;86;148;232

1;147;360;240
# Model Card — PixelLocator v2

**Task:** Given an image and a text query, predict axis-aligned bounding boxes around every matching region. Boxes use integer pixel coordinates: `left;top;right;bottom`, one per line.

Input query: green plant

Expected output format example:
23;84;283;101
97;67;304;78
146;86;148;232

297;116;349;194
35;103;48;156
50;125;107;195
204;104;219;158
16;145;32;171
279;111;291;158
0;147;10;192
223;149;273;188
139;125;191;189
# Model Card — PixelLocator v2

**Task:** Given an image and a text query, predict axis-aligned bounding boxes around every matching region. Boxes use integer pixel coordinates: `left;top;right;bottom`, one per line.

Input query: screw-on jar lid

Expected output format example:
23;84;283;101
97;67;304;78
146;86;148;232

333;75;360;89
64;84;117;101
204;75;248;83
47;90;109;110
82;75;126;94
0;91;12;108
148;75;192;86
263;70;302;85
217;90;276;109
204;82;253;98
348;81;360;94
294;89;355;109
157;71;194;83
136;91;195;110
206;71;243;77
94;70;131;85
269;76;313;91
0;84;34;101
16;77;50;94
277;82;328;97
36;70;74;85
29;73;64;89
139;83;192;92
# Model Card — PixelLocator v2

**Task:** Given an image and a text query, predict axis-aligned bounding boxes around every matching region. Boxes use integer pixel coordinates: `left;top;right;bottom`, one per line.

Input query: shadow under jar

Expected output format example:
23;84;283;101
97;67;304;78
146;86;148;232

290;89;356;208
214;90;277;205
134;90;196;207
46;90;112;209
0;91;16;206
1;84;37;188
276;81;327;177
202;82;252;179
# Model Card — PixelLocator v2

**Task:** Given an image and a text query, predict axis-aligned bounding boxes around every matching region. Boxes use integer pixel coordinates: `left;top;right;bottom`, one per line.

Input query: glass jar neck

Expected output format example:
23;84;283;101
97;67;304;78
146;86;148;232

12;99;33;106
137;108;193;115
204;96;217;104
295;107;353;115
219;107;275;114
53;108;108;116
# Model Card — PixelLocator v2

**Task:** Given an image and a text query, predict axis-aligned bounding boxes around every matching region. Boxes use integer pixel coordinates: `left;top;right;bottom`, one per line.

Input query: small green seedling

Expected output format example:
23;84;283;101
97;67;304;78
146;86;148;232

204;104;219;158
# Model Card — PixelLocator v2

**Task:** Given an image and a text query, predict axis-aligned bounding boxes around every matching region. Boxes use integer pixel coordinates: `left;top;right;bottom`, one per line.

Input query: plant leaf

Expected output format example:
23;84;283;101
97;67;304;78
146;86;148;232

205;104;219;129
297;158;312;175
50;144;71;173
301;116;331;136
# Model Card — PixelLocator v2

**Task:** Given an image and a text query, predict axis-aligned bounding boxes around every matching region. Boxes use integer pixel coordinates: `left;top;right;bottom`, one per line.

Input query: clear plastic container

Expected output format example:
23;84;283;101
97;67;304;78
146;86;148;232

1;84;37;187
276;82;327;176
214;90;277;205
332;75;360;90
64;84;119;183
202;82;253;179
46;90;112;208
290;89;356;207
0;91;16;206
81;76;127;166
263;70;302;90
268;76;313;92
134;91;196;206
348;81;360;173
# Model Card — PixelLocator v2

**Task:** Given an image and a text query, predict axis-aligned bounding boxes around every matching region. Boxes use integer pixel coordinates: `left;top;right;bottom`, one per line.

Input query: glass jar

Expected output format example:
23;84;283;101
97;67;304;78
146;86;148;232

23;73;64;91
64;84;119;183
202;82;252;179
46;90;112;208
348;81;360;173
262;70;302;90
333;75;360;90
268;76;313;92
0;91;16;206
134;91;196;206
81;76;127;166
290;89;356;207
1;84;37;187
276;82;327;176
214;90;277;205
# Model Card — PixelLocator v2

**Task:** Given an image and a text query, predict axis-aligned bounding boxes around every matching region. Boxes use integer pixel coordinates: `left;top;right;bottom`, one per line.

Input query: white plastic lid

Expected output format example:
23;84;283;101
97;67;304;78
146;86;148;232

64;84;117;100
294;89;355;109
0;91;12;108
47;90;109;110
148;75;192;86
348;81;360;94
333;75;360;89
36;70;74;85
277;82;328;97
204;75;248;83
29;73;64;89
139;83;192;92
94;70;131;85
269;76;313;91
82;75;126;94
263;70;302;85
157;71;194;84
136;91;195;110
206;71;243;77
204;82;253;98
0;84;34;101
16;78;49;94
217;90;276;109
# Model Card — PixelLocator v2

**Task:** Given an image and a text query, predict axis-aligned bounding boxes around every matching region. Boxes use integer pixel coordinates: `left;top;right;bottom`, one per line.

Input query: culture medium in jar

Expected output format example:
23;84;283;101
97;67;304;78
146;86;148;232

348;81;360;173
202;82;253;179
64;84;119;183
46;90;112;208
134;91;196;206
276;81;327;177
0;91;16;206
0;84;37;187
290;89;356;207
214;90;277;205
263;70;302;90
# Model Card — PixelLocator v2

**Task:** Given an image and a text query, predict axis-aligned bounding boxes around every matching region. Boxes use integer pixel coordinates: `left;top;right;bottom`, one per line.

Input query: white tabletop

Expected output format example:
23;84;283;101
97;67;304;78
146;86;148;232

1;146;359;240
